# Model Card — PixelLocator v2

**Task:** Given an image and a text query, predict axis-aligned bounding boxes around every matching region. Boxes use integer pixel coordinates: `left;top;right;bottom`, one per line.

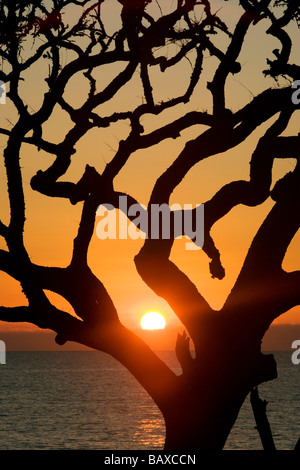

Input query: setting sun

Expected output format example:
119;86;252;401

140;312;166;330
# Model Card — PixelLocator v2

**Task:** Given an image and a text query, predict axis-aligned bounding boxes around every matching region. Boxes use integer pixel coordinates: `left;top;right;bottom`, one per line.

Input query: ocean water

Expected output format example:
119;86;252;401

0;350;299;450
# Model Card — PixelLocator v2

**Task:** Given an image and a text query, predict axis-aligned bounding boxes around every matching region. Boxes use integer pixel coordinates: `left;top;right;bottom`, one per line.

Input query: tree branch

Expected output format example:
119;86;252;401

0;298;178;413
202;108;294;278
208;11;255;116
223;163;300;341
250;387;276;451
135;240;213;347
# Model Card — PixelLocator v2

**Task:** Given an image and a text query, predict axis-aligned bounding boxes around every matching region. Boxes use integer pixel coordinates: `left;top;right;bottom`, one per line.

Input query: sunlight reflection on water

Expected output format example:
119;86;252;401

0;351;298;450
134;418;165;449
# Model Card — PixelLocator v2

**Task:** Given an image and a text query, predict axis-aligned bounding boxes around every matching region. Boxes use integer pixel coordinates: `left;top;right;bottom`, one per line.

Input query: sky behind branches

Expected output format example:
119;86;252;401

0;0;299;349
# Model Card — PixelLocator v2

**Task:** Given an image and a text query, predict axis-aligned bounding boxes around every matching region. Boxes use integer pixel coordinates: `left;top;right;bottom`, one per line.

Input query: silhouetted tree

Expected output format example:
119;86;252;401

0;0;299;450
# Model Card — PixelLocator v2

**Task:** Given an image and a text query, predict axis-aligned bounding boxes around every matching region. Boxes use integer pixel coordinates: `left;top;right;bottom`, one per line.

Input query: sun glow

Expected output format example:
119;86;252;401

140;312;166;330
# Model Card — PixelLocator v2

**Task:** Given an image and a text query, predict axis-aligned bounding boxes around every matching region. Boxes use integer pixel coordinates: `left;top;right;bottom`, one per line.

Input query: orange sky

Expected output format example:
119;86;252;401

0;0;299;350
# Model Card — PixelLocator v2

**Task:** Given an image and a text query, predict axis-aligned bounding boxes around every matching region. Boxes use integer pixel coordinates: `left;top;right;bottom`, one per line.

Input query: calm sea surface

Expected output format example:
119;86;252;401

0;351;299;450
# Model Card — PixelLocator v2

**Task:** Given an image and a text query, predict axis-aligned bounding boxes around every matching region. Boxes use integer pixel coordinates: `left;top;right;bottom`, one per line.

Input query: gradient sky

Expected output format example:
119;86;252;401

0;0;299;348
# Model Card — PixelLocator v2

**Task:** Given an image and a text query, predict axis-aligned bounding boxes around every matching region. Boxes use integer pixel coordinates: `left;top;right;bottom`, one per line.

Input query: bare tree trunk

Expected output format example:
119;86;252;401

161;345;277;450
163;392;247;450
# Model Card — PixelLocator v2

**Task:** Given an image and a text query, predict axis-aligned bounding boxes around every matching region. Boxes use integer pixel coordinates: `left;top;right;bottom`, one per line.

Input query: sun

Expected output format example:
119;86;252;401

140;312;166;330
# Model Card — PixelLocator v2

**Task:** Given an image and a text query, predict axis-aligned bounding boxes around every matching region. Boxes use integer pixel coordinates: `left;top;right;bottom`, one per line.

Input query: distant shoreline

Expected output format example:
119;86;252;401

1;323;300;352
